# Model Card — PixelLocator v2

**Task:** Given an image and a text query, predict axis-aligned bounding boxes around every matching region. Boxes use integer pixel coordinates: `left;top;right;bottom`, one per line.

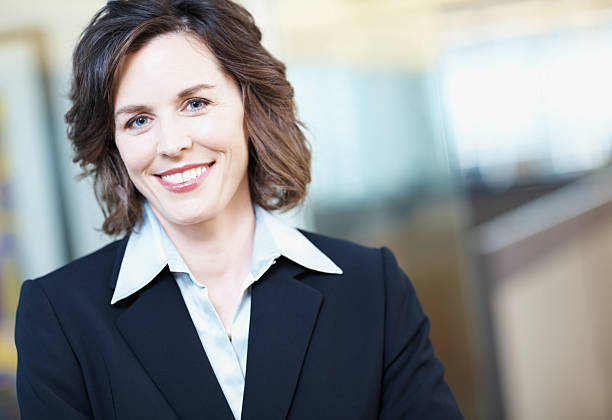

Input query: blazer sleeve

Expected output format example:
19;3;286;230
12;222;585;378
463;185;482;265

378;247;464;420
15;279;94;420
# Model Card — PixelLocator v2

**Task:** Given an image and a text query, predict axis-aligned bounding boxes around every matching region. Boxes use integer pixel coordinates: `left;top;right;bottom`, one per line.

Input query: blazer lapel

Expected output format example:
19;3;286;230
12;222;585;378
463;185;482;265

115;268;234;420
242;258;323;420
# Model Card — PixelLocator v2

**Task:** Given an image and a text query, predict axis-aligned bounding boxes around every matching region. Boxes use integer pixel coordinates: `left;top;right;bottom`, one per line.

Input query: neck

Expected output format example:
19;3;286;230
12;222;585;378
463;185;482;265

153;179;256;287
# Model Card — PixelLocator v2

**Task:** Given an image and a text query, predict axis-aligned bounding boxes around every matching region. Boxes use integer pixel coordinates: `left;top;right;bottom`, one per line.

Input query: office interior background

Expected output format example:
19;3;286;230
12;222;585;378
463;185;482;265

2;0;612;418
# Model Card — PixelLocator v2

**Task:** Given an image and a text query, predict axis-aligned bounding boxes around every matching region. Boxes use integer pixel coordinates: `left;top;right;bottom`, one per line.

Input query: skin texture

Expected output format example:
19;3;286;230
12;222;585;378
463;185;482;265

113;33;254;329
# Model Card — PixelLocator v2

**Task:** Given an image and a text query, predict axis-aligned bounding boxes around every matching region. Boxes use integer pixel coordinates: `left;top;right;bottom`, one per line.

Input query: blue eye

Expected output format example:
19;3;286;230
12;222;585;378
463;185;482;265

126;115;149;129
134;117;148;126
186;98;210;112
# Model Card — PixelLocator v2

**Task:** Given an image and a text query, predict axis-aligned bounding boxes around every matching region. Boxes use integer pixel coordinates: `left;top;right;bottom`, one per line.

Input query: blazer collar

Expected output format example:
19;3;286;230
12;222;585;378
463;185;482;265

115;267;235;420
115;257;323;420
241;259;323;420
110;203;341;303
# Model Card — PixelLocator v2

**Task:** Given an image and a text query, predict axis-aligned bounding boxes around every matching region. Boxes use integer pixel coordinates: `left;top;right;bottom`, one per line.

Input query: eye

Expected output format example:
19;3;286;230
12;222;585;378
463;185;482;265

184;98;210;112
126;115;150;130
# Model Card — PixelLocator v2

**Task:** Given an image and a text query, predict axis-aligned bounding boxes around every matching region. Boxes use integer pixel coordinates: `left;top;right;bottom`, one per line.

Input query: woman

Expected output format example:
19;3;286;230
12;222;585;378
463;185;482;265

15;1;463;419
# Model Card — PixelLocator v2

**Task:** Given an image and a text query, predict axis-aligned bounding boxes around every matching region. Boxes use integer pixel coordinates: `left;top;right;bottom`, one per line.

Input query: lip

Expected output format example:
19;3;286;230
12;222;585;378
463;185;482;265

156;162;215;193
156;162;214;177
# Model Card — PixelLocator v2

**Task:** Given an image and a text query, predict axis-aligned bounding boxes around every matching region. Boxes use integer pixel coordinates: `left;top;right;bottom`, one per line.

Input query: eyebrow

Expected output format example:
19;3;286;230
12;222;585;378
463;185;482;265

114;104;148;118
177;83;216;99
114;83;216;117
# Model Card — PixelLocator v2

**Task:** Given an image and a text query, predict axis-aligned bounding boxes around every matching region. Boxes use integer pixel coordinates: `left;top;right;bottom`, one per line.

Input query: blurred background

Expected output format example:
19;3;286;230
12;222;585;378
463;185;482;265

2;0;612;418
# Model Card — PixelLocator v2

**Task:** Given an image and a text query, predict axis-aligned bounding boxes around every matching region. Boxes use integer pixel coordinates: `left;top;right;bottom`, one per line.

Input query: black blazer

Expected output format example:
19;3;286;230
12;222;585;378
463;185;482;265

15;231;463;420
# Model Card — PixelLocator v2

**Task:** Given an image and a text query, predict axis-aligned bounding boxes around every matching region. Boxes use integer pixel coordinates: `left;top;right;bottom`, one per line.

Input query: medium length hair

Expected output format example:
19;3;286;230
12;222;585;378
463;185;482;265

66;0;311;235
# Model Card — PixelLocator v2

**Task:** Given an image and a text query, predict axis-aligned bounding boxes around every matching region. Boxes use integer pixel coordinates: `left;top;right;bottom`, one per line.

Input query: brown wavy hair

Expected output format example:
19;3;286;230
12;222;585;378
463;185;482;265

65;0;311;235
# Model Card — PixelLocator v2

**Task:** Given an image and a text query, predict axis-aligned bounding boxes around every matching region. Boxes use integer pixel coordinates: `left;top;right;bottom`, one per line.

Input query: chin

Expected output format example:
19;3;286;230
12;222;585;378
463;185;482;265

171;206;215;226
147;198;209;226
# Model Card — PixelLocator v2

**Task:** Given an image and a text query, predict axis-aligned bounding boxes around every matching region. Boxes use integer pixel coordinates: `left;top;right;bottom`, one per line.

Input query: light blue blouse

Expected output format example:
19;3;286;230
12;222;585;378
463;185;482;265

111;203;342;419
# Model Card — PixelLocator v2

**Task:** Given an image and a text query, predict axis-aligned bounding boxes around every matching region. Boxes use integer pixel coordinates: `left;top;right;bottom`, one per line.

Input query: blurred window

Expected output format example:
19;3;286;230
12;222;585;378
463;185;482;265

440;24;612;187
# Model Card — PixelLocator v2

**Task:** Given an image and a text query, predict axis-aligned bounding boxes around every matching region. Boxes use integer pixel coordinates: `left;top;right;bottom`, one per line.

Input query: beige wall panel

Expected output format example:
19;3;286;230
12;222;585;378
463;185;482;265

494;221;612;420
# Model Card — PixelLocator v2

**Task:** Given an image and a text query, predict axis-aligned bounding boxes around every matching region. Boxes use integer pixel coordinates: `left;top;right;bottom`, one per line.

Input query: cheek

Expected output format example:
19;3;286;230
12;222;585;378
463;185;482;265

197;97;245;146
115;136;155;175
192;117;247;156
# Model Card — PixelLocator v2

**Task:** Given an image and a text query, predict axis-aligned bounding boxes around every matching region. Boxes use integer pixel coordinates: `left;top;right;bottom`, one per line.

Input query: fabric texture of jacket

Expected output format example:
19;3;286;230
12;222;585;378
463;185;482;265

15;231;463;420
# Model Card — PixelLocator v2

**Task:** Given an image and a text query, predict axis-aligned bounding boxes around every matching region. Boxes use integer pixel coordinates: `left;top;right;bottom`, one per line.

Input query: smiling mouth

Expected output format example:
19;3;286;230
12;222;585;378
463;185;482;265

156;162;215;185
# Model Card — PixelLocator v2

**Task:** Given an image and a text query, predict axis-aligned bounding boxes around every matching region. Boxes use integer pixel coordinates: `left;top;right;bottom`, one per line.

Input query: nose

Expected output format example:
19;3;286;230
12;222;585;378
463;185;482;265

156;117;193;156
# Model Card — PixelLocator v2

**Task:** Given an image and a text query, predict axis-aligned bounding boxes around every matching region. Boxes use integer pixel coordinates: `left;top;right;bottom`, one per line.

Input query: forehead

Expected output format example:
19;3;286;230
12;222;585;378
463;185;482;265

113;32;228;106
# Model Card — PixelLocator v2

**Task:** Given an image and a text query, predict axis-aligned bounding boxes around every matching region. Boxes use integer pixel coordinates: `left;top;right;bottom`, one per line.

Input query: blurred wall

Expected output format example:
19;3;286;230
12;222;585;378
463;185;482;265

496;225;612;420
475;170;612;420
0;0;109;278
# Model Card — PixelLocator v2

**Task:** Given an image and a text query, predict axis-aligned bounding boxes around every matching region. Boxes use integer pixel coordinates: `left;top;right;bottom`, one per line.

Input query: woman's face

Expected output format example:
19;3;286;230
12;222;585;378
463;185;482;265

113;32;251;228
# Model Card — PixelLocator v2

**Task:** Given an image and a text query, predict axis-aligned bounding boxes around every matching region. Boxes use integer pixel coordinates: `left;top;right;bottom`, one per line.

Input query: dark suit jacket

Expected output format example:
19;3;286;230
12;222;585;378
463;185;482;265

15;231;463;420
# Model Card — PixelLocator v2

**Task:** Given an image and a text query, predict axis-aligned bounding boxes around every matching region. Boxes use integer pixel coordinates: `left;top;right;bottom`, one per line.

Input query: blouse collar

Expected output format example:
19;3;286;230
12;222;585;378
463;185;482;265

111;202;342;304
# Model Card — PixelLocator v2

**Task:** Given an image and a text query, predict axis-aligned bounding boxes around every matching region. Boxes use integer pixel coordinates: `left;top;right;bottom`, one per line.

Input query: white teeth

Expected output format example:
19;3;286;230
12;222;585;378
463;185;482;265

161;165;207;184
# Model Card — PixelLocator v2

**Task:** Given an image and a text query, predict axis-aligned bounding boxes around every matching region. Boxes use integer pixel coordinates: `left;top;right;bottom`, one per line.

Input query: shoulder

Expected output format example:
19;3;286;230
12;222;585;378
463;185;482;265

25;236;128;301
16;237;129;359
299;229;401;278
